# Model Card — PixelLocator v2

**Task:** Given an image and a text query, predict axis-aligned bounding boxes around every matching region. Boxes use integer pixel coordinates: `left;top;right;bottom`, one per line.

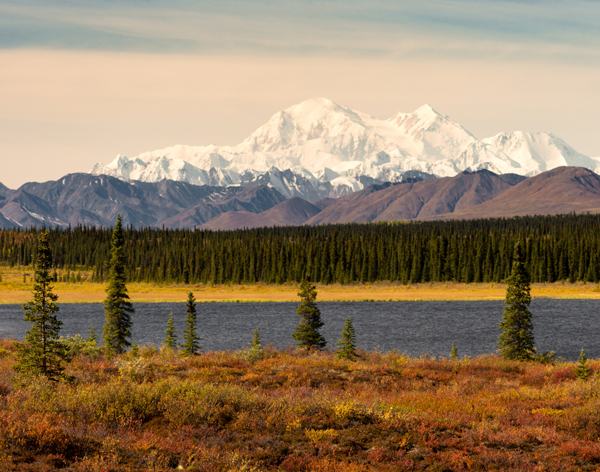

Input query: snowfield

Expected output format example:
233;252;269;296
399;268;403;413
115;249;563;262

91;98;600;200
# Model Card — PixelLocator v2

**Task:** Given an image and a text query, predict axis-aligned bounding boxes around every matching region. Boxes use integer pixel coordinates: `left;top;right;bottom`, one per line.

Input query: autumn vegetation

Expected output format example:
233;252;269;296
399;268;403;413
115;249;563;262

1;340;600;471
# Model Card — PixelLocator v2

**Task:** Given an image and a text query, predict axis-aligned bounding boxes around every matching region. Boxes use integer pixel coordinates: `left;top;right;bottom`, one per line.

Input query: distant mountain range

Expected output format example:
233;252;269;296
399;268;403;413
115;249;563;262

0;174;286;229
199;167;600;230
90;98;600;201
3;98;600;230
2;167;600;230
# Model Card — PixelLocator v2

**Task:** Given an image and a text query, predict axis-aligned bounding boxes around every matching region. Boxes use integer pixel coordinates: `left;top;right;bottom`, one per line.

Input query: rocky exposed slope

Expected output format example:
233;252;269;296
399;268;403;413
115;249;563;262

0;174;285;228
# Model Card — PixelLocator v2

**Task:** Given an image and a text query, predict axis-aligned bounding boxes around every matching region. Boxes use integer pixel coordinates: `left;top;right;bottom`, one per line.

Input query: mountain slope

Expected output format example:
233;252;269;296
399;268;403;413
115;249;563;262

200;197;323;230
0;189;65;227
305;170;520;225
431;167;600;220
482;132;599;175
0;212;18;229
0;182;12;200
159;185;286;229
0;174;286;228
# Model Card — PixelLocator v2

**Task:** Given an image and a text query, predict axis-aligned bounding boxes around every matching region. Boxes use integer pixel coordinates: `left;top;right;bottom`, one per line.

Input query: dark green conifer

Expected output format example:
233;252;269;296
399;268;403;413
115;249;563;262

181;291;201;355
292;279;326;349
164;312;177;349
103;214;134;354
450;341;458;359
574;348;590;381
14;231;70;381
499;240;535;361
336;317;358;361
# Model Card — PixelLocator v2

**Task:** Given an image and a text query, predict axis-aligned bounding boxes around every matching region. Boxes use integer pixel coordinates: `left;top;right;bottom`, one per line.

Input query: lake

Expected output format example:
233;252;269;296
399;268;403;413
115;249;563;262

0;299;598;360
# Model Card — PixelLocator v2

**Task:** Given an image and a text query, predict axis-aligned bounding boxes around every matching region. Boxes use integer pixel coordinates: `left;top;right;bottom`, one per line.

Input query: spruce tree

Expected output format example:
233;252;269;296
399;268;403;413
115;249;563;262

450;341;458;359
575;348;590;381
292;279;326;349
164;312;177;349
103;214;134;354
181;291;201;355
499;240;535;361
336;317;358;361
14;231;70;381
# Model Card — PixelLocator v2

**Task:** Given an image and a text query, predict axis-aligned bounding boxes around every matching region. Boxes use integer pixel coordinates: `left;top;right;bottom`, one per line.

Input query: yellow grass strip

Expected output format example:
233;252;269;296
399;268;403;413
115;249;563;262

1;278;600;304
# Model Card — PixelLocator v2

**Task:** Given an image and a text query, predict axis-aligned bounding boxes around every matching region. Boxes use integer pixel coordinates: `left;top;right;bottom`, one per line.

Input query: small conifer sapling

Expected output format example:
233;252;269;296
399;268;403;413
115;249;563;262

250;328;262;351
248;328;265;361
450;341;458;359
164;312;177;349
575;348;590;381
87;323;97;345
336;317;358;361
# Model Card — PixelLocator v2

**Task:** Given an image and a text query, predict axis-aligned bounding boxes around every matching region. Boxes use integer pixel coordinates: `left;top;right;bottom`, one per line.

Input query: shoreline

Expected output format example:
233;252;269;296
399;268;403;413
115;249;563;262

1;281;600;303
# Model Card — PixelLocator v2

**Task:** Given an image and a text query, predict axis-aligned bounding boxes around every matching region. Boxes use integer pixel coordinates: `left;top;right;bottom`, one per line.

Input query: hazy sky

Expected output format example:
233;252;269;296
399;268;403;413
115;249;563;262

1;0;600;188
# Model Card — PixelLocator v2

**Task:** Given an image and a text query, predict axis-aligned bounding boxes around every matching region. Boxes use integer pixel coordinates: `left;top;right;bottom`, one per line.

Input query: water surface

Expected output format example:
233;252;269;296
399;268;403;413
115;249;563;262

0;299;597;360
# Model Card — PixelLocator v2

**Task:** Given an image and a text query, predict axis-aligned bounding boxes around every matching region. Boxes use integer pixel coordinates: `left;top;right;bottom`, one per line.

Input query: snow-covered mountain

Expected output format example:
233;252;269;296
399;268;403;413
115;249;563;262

91;98;600;200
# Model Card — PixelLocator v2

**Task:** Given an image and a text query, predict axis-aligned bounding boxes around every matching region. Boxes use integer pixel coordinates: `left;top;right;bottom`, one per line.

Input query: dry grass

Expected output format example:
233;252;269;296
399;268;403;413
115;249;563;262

1;339;600;471
2;266;600;303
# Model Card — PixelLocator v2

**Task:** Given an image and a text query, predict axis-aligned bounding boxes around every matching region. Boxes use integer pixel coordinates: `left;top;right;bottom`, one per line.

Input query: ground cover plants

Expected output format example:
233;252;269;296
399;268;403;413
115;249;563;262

0;339;599;471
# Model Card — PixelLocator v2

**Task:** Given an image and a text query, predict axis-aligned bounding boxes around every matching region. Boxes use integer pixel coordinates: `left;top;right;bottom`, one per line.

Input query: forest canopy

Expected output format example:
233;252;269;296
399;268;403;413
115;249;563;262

0;214;599;286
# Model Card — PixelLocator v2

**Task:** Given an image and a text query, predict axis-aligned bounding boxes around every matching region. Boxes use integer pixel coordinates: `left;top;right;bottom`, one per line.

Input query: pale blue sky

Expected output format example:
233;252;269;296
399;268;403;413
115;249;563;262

1;0;599;60
1;0;599;187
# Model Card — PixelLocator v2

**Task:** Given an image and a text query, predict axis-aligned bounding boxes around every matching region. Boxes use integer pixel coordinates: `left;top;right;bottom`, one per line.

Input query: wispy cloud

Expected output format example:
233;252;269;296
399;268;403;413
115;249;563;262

1;0;599;63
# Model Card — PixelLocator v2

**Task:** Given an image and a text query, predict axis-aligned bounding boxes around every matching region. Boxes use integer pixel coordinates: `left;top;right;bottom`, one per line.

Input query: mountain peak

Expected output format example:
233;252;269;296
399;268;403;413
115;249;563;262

288;97;338;110
282;97;360;122
414;103;440;117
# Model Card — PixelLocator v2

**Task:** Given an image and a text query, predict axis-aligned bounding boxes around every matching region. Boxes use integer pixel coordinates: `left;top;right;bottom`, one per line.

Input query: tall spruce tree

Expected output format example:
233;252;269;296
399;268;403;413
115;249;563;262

292;279;326;349
181;291;201;355
103;214;134;354
499;239;535;361
336;317;358;361
164;313;177;349
14;231;70;381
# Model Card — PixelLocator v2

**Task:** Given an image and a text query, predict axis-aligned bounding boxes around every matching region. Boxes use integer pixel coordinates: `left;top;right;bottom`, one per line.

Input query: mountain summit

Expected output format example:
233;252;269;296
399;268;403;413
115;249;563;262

91;98;600;200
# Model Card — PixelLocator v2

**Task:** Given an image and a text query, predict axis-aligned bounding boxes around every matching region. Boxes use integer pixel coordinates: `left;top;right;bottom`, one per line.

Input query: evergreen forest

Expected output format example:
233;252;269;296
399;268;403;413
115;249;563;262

1;213;600;285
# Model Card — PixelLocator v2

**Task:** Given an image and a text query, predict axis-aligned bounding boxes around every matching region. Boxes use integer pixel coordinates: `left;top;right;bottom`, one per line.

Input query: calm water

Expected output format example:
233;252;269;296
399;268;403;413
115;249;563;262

0;299;598;360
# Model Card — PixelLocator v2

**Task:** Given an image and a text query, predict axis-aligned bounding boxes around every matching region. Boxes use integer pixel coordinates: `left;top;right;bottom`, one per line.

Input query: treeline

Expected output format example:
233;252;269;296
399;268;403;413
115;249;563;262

1;214;600;285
